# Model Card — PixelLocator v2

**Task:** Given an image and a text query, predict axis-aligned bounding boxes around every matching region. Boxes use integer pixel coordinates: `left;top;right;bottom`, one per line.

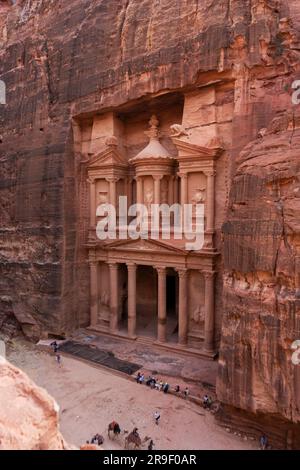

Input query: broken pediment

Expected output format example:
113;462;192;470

87;147;128;170
103;237;186;254
172;138;223;161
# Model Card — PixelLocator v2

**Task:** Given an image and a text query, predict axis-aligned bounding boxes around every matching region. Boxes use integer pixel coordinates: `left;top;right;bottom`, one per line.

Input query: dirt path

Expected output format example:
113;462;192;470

7;339;257;450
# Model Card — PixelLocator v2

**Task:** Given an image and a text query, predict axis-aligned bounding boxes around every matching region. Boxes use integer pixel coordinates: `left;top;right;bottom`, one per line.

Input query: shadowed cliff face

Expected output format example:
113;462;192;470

0;0;300;440
218;118;300;420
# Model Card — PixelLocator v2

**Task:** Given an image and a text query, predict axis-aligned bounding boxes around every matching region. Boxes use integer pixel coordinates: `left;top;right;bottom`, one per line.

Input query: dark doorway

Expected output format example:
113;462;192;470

166;269;178;342
136;265;157;338
167;275;176;315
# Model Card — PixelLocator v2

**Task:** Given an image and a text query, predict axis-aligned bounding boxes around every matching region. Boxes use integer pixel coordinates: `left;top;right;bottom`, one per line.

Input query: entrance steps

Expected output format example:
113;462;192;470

135;336;154;347
85;327;216;361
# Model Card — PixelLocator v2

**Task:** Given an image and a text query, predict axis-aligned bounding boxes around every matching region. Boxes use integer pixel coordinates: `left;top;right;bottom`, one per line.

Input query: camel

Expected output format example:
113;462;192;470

124;430;150;449
107;421;121;439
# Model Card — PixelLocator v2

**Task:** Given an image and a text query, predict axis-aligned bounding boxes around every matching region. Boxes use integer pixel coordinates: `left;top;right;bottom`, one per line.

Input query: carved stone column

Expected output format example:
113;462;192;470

179;173;188;206
168;176;174;206
127;263;137;338
109;262;119;333
89;260;98;327
107;177;119;209
154;176;162;205
89;178;96;227
156;267;167;343
177;268;188;345
136;177;143;205
205;170;216;233
174;176;179;204
203;271;216;354
127;177;133;208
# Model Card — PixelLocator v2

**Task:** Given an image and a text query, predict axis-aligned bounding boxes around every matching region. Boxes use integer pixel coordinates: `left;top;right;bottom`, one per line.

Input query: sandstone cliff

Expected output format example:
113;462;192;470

0;356;71;449
0;0;300;448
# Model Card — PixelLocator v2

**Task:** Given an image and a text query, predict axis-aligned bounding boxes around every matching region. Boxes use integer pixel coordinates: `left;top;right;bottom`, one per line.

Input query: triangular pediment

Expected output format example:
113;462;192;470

104;237;186;254
172;138;223;159
87;147;128;169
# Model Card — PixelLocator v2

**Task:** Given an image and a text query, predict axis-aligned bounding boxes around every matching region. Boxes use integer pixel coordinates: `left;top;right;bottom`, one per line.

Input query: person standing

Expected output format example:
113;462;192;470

260;434;268;450
154;411;160;425
148;439;154;450
50;340;59;353
56;353;62;367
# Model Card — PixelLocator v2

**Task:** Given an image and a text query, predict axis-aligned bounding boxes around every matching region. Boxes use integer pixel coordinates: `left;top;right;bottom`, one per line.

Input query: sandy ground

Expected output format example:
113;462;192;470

7;339;257;451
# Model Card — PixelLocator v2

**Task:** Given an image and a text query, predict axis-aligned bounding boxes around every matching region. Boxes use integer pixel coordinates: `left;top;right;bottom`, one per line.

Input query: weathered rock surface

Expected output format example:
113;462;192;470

0;0;300;448
0;356;71;449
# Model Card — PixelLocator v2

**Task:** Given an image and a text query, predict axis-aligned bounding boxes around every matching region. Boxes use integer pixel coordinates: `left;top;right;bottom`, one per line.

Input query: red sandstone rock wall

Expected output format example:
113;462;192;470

0;0;300;441
216;1;300;446
0;357;72;449
0;0;255;338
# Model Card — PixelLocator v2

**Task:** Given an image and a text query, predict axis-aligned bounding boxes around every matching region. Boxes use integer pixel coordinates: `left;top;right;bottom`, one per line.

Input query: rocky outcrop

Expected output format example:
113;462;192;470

0;356;71;449
0;0;300;448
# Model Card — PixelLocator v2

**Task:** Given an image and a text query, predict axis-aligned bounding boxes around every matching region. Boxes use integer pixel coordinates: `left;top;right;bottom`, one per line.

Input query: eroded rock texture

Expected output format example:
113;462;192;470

0;0;299;447
0;357;71;449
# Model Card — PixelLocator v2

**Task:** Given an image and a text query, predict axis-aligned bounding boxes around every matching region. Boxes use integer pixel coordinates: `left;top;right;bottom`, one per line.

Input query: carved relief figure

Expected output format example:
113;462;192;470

192;188;206;205
192;305;205;324
145;188;153;209
170;124;189;138
100;291;109;307
98;191;108;205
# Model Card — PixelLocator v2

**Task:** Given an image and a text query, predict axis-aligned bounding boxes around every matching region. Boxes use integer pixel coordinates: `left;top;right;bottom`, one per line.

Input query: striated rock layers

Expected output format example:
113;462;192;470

0;356;71;449
218;111;300;449
0;0;299;448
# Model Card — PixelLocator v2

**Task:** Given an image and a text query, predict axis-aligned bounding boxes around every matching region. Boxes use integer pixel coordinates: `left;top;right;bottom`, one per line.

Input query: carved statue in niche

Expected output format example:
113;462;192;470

99;290;110;322
191;305;205;325
145;188;153;209
192;188;206;205
100;291;109;307
98;191;108;205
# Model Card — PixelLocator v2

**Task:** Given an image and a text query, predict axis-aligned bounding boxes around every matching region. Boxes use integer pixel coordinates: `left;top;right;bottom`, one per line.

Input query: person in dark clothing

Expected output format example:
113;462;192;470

148;439;154;450
50;341;59;353
136;372;141;384
260;435;268;450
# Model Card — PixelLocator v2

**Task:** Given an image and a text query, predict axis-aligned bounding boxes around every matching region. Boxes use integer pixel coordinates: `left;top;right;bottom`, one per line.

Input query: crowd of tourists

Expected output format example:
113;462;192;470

135;371;214;409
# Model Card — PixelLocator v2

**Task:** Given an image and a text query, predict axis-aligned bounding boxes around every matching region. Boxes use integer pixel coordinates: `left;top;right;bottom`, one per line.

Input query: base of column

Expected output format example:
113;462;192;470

87;325;137;342
128;334;138;340
203;347;217;358
155;339;166;345
110;327;119;335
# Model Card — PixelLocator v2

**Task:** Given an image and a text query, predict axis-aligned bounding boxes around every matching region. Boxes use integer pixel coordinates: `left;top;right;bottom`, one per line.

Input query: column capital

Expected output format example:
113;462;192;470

203;270;216;280
204;170;216;177
155;266;167;275
176;268;188;278
87;177;96;184
106;177;120;183
89;260;98;267
127;262;137;271
108;262;119;270
153;175;163;181
178;172;188;179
